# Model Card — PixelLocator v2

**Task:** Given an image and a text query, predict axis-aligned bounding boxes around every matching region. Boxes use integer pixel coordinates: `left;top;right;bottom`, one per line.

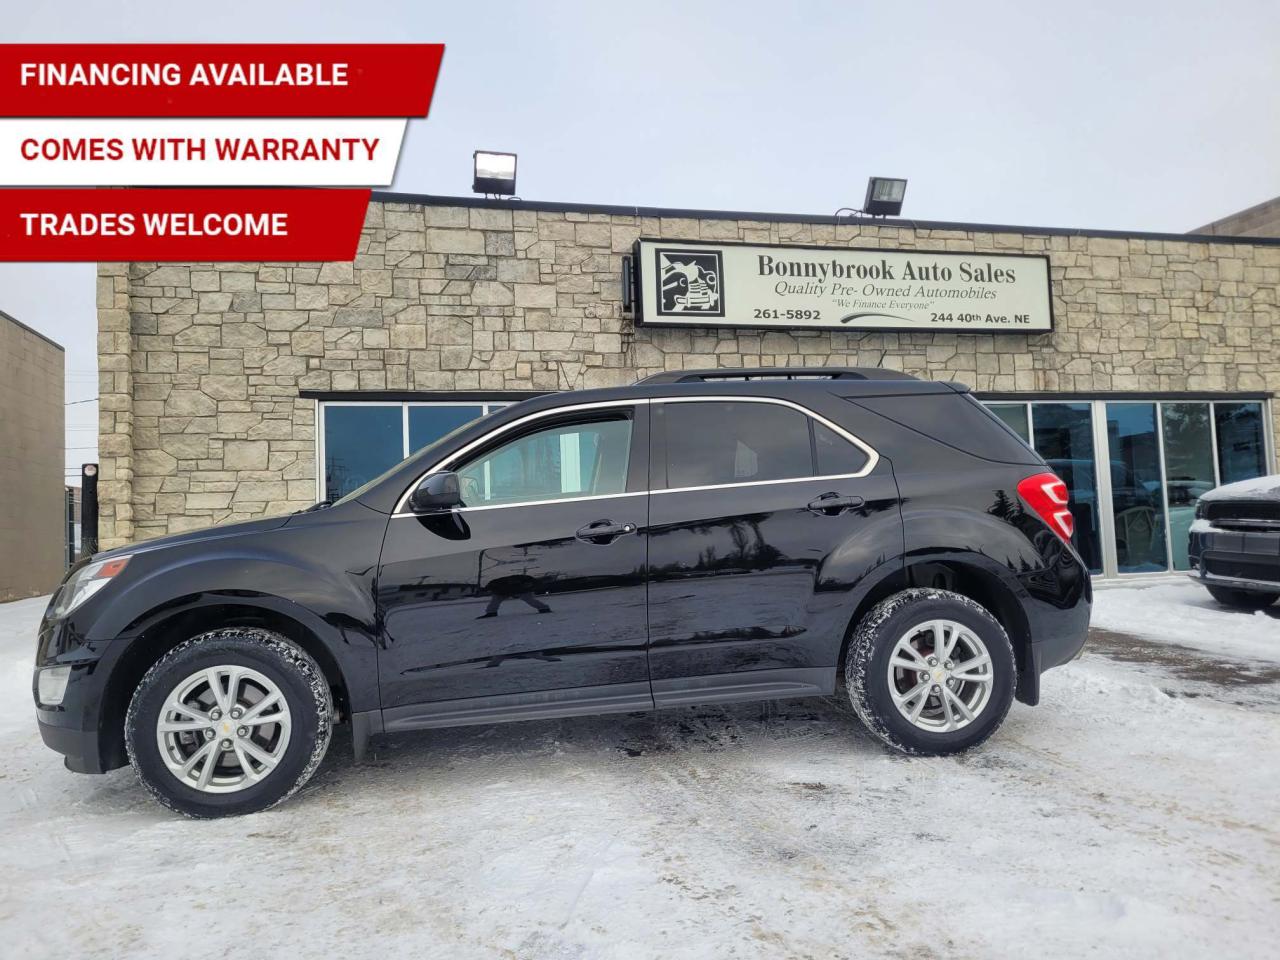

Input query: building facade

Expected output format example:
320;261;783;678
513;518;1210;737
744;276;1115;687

1196;195;1280;239
96;195;1279;578
1;310;66;601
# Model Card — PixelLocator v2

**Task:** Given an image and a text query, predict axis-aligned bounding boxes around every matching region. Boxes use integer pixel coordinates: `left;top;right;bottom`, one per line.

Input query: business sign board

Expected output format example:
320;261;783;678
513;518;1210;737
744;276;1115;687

633;238;1053;333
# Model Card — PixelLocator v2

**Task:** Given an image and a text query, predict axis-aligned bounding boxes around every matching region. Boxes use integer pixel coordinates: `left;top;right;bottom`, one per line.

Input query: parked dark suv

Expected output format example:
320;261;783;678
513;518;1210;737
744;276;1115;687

1189;474;1280;609
34;368;1091;817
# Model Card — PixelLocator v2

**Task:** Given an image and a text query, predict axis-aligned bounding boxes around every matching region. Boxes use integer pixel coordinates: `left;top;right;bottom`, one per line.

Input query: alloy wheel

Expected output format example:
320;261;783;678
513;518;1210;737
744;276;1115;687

886;619;995;732
154;665;292;793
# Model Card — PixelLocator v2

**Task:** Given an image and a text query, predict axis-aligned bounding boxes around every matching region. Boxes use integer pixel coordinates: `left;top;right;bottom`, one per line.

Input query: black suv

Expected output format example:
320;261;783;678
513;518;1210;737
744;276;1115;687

34;368;1090;817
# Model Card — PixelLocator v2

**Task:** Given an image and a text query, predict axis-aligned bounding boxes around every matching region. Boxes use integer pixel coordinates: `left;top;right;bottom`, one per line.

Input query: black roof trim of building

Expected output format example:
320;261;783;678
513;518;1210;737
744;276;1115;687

305;388;1272;404
0;308;65;352
370;191;1280;247
301;389;546;403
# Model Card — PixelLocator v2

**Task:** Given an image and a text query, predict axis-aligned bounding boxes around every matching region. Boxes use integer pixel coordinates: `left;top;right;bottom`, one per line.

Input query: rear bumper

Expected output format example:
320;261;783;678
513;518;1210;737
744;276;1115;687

1014;553;1092;705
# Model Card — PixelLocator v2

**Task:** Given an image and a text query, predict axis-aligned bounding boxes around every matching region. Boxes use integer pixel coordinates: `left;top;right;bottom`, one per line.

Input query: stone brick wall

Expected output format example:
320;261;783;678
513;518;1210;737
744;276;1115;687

96;199;1280;548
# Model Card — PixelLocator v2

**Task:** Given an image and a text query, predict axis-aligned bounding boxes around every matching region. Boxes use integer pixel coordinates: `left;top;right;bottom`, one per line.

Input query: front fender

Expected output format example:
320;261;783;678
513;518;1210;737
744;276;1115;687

78;502;388;713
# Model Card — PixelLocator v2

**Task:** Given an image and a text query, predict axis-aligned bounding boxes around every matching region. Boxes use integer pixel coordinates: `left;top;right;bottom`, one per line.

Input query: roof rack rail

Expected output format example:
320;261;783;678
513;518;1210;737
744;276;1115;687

636;367;920;384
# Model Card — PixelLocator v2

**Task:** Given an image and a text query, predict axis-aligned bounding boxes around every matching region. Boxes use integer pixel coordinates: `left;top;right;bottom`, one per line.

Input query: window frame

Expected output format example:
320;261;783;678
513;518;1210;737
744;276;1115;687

392;395;879;516
651;396;873;493
452;408;641;509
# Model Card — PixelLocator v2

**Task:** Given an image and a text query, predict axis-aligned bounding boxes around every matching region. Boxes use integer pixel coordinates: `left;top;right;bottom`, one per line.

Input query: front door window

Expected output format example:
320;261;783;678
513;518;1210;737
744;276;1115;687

456;416;633;506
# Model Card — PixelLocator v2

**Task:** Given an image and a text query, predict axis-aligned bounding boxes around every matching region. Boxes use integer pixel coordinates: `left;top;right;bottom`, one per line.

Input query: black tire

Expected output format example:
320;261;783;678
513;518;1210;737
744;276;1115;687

1206;585;1277;610
845;588;1016;756
125;628;333;818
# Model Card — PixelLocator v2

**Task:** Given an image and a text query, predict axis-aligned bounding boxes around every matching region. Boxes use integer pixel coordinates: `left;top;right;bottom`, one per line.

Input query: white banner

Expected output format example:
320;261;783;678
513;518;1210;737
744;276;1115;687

635;239;1053;332
0;118;406;186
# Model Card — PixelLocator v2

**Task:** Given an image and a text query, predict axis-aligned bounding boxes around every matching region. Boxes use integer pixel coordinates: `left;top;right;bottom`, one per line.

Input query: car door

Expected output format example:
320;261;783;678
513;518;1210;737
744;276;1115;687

376;403;652;728
646;396;900;706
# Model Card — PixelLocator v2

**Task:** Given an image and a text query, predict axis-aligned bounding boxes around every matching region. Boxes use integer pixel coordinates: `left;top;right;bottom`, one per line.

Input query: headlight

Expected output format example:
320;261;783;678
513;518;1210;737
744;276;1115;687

1194;500;1207;520
49;555;131;619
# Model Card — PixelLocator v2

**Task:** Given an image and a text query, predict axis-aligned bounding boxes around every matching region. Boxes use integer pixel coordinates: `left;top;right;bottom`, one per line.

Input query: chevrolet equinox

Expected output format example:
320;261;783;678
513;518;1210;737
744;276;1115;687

34;368;1091;817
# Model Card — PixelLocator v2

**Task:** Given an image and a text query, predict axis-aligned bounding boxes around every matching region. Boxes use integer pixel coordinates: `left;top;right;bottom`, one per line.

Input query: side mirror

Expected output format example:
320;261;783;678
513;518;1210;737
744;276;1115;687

409;471;462;513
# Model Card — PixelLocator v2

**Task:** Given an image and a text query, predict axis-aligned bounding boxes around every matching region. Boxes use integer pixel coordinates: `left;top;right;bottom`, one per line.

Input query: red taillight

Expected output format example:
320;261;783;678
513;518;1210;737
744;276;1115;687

1017;472;1074;543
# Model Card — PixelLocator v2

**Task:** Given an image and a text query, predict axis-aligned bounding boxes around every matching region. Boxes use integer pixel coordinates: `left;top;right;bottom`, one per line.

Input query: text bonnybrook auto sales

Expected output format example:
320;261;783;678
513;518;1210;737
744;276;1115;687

759;255;1017;299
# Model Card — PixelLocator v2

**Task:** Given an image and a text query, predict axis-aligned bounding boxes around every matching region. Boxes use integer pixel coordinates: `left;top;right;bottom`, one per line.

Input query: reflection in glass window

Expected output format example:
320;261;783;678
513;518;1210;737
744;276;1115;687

457;415;632;506
1032;403;1102;573
987;403;1031;444
661;401;814;488
409;405;484;453
1161;403;1214;569
1105;403;1168;573
814;421;869;476
1215;402;1268;485
323;406;403;500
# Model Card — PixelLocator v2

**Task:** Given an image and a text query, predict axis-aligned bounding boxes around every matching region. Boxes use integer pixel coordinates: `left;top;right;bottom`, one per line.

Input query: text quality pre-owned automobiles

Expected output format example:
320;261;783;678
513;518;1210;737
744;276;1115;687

35;369;1090;817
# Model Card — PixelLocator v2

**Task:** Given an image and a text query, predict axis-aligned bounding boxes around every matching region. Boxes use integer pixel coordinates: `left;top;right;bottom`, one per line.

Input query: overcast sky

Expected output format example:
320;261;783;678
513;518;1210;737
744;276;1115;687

2;0;1278;478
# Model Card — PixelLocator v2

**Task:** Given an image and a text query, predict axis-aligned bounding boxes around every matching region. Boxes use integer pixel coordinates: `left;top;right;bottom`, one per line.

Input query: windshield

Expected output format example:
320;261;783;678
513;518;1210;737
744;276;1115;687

331;413;496;508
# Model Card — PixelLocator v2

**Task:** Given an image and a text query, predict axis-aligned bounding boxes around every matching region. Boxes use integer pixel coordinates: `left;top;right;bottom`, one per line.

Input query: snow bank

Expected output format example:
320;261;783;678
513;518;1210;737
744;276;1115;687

1092;579;1280;662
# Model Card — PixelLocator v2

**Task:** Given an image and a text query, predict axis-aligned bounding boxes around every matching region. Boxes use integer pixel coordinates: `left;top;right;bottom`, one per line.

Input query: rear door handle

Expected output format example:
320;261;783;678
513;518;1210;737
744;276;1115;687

807;493;864;516
575;519;638;544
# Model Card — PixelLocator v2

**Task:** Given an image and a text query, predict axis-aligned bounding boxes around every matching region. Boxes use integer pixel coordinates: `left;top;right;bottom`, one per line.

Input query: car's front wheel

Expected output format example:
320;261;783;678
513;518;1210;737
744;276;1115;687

125;628;333;817
1206;585;1277;610
845;589;1016;755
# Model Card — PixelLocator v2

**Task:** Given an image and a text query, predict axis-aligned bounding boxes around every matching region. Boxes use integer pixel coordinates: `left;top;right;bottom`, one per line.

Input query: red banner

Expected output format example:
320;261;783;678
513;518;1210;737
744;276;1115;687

0;188;371;261
0;44;444;117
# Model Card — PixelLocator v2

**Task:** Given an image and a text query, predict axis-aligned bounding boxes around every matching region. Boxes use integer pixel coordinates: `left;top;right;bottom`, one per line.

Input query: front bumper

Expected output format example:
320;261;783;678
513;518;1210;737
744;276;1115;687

1188;522;1280;592
32;613;124;775
37;716;110;773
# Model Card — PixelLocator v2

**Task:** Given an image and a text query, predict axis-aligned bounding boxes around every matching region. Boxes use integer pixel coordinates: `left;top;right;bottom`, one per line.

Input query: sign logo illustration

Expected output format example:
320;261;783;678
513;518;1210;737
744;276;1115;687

656;248;723;317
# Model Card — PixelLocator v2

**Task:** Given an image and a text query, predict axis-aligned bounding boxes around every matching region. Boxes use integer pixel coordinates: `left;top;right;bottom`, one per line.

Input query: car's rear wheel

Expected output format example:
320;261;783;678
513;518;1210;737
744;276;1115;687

125;628;333;817
1205;585;1277;610
845;589;1016;755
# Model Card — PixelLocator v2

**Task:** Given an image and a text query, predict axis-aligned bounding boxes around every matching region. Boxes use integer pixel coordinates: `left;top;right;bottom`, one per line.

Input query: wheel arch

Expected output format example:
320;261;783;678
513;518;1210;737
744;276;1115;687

839;556;1037;705
97;598;355;772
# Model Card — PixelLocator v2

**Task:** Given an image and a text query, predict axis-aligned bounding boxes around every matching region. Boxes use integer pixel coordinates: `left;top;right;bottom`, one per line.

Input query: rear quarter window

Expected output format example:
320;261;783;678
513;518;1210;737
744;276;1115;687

849;393;1043;465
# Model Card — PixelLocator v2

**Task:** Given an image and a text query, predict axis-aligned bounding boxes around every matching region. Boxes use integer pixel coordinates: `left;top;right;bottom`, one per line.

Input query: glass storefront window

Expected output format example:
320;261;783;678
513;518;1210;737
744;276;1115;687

1105;403;1168;573
986;403;1030;444
409;404;485;453
1161;403;1214;569
1215;402;1268;484
1032;403;1102;573
321;400;511;500
323;405;403;500
983;397;1271;578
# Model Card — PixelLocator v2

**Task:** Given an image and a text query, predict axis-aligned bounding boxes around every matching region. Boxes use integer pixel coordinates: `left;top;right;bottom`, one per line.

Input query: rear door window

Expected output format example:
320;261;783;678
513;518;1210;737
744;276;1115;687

657;400;867;489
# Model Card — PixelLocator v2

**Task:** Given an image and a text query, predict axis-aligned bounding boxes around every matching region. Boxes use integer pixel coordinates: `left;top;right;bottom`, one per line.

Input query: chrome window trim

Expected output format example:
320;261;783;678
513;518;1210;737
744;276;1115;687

392;394;880;517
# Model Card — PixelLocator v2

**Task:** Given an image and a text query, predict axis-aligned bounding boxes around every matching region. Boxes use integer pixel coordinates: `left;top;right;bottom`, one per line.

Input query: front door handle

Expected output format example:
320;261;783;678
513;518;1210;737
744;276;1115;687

575;519;638;544
807;492;864;516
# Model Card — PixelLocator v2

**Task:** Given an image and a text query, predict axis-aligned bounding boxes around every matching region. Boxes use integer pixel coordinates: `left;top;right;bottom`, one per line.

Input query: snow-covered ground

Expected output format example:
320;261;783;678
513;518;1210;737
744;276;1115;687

1094;577;1280;663
1;587;1278;960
